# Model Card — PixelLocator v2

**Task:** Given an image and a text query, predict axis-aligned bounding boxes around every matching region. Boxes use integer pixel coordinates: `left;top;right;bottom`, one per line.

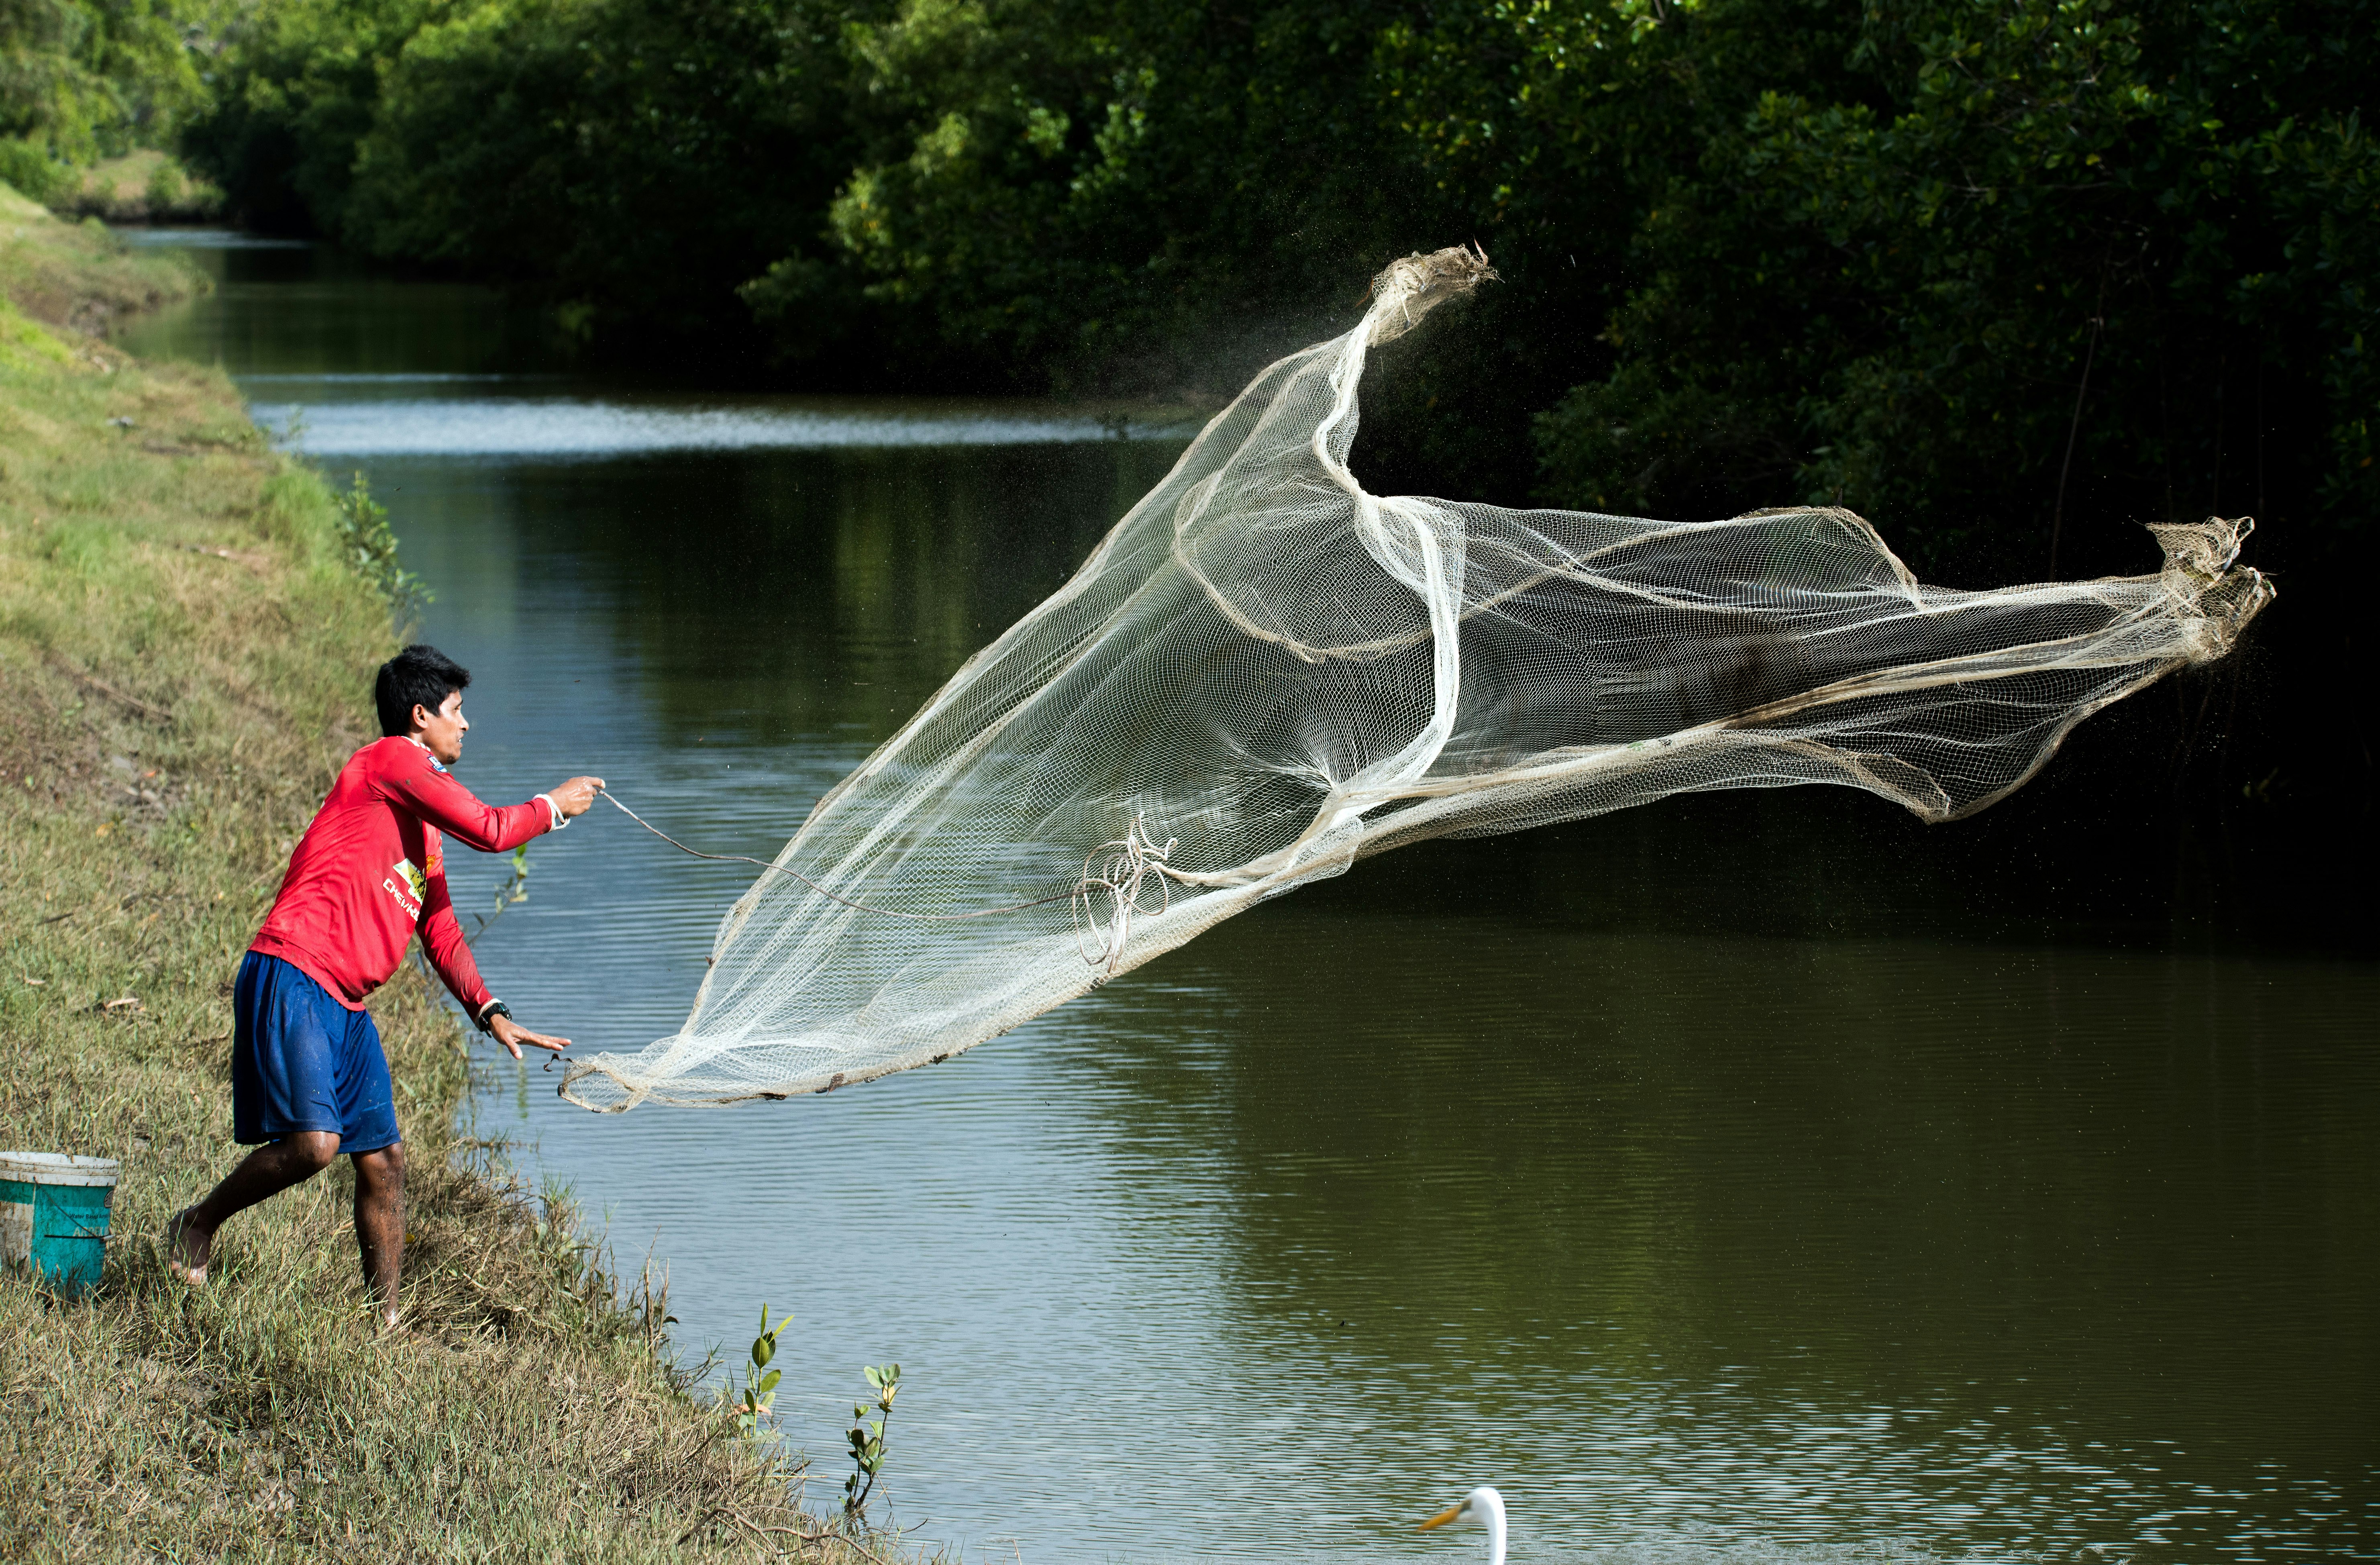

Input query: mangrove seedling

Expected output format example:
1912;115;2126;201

471;844;530;941
734;1304;789;1438
334;469;432;625
842;1362;900;1522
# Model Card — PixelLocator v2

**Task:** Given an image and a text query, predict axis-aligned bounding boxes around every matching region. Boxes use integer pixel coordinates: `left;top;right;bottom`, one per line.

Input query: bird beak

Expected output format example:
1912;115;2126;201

1419;1504;1464;1532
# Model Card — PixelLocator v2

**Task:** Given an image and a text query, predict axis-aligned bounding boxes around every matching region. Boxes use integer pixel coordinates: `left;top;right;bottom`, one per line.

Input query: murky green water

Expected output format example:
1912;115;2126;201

121;234;2378;1563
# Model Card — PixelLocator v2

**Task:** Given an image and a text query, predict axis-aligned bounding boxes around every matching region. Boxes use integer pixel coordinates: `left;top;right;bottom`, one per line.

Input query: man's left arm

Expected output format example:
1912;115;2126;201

418;871;572;1061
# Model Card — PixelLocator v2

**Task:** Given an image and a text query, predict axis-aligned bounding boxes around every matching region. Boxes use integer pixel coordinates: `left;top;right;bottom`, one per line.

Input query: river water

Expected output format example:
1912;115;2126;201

120;234;2377;1563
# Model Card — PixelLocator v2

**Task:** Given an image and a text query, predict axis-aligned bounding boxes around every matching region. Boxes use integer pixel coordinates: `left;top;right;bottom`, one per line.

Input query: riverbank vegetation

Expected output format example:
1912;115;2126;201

0;0;206;199
4;0;2370;567
61;149;226;224
0;183;199;331
0;189;903;1561
155;0;2371;568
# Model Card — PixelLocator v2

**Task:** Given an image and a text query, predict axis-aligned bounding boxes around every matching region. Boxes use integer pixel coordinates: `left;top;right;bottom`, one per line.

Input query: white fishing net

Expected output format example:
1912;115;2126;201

560;246;2273;1112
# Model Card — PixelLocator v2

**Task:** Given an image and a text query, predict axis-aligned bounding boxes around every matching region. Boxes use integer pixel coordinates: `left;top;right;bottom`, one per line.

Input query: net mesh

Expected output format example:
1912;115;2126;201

560;246;2273;1112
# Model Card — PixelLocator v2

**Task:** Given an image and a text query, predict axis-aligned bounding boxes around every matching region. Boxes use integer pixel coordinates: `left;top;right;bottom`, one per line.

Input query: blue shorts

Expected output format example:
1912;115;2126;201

230;951;401;1154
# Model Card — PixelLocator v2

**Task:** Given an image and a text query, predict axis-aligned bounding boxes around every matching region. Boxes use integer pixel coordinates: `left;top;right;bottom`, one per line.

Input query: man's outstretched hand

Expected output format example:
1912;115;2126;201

490;1014;570;1061
547;775;606;818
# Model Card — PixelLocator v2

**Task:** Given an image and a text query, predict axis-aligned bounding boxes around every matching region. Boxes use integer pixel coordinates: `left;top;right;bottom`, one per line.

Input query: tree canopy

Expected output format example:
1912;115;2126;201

11;0;2371;555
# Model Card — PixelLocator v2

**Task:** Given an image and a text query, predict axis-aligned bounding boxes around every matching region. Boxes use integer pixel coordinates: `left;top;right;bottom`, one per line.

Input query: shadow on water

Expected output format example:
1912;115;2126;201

116;231;2378;1564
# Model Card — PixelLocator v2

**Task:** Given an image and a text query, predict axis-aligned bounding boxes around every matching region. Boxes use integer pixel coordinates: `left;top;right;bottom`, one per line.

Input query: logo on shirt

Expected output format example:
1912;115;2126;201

384;857;426;924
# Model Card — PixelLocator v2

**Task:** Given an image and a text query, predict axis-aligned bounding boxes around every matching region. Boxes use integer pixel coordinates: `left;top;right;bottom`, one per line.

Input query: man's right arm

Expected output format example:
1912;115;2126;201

379;755;596;853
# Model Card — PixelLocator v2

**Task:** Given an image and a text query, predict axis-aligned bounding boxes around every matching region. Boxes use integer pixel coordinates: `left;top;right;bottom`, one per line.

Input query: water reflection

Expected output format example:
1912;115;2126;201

1090;920;2374;1561
116;232;2379;1564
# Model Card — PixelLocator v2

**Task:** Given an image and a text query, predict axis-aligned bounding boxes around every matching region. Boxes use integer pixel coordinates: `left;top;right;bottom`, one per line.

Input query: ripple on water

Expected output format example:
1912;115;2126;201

247;390;1194;457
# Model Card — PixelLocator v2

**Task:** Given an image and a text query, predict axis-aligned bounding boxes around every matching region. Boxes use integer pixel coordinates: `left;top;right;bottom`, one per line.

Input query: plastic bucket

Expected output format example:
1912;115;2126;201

0;1151;119;1297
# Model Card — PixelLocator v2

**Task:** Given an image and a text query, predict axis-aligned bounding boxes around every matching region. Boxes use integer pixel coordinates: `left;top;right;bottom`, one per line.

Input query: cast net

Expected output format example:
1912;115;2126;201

559;246;2273;1112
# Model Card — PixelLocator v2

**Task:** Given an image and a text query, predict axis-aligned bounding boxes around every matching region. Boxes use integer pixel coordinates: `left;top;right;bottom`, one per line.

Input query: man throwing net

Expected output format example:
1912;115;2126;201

166;645;601;1328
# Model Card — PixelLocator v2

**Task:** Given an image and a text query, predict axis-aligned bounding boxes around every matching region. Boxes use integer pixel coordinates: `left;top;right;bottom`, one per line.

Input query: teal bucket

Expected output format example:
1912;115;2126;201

0;1151;118;1298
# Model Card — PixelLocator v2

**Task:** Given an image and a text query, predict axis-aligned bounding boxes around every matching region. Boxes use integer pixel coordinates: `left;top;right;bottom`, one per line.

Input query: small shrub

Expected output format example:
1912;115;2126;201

733;1303;789;1438
332;470;432;628
0;140;70;206
473;844;530;939
143;159;186;214
842;1362;900;1523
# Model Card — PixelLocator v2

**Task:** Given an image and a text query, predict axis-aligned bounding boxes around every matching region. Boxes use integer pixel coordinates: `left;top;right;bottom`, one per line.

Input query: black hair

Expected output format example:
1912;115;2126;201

375;644;472;737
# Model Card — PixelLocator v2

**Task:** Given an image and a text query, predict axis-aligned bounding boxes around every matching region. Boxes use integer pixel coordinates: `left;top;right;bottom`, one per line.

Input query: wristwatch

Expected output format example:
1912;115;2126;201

476;999;512;1034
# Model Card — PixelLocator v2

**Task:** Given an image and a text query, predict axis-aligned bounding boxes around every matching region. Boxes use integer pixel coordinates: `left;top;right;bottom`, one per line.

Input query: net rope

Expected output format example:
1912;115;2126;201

559;245;2273;1112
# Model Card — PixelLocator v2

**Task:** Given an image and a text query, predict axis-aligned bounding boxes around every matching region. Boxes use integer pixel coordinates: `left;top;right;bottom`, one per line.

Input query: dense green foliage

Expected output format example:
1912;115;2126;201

30;0;2377;551
777;0;1456;386
760;0;2376;558
182;0;856;350
0;0;208;196
1458;0;2379;566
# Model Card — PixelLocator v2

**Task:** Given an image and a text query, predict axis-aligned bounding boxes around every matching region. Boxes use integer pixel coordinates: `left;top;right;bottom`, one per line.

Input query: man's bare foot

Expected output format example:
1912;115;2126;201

163;1207;211;1286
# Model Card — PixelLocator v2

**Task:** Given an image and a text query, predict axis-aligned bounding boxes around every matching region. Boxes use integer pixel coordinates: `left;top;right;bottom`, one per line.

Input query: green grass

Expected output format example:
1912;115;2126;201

0;182;207;337
0;188;904;1562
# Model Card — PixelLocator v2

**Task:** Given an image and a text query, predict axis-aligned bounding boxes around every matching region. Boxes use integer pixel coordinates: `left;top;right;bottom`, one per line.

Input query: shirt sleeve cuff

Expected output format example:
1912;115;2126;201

540;793;567;830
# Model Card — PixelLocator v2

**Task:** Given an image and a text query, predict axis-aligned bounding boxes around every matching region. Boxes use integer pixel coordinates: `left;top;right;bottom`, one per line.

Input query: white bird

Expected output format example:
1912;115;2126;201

1419;1485;1507;1565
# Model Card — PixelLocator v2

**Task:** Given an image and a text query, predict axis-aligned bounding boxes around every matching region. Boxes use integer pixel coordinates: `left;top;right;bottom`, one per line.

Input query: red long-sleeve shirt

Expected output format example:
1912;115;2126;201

251;736;559;1013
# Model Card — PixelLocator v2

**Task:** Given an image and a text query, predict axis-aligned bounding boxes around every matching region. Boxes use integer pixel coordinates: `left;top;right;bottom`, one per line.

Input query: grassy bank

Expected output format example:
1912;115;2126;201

57;152;228;226
0;190;879;1561
0;186;209;338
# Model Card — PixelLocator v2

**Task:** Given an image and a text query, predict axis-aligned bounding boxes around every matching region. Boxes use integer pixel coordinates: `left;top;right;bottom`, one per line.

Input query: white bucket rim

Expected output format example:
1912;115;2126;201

0;1151;120;1187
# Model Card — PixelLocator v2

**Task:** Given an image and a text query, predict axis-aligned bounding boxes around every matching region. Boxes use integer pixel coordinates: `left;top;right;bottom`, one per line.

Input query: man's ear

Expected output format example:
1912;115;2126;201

409;703;433;734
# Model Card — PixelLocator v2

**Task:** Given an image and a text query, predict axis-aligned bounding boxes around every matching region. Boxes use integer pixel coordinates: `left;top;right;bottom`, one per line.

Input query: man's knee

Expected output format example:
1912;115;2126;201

283;1131;341;1173
352;1141;405;1189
